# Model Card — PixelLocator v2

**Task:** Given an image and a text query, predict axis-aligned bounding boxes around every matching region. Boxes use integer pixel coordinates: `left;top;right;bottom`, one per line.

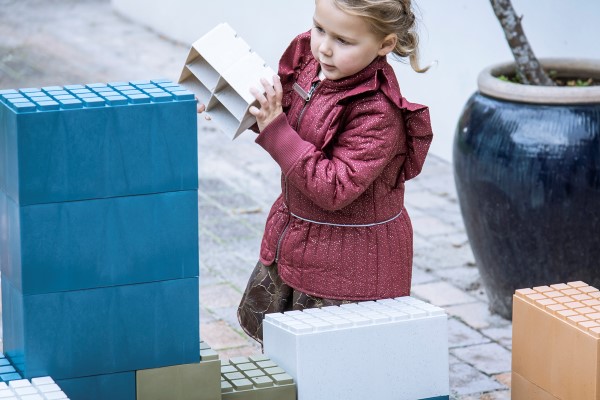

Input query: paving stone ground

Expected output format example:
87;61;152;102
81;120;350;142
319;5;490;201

0;0;513;397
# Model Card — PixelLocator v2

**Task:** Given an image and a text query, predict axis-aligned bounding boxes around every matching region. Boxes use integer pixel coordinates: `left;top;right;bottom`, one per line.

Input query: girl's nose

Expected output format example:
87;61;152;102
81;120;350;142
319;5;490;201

319;39;332;57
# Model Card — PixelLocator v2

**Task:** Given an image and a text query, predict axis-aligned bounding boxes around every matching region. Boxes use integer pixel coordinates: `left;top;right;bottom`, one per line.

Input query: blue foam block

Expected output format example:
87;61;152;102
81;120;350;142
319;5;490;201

0;99;7;193
57;371;135;400
0;192;6;275
3;190;199;295
0;81;198;206
2;277;200;379
0;353;23;383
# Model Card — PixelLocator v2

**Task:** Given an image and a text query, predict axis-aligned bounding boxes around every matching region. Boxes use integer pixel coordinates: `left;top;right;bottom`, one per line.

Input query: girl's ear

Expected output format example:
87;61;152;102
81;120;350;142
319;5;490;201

378;33;397;56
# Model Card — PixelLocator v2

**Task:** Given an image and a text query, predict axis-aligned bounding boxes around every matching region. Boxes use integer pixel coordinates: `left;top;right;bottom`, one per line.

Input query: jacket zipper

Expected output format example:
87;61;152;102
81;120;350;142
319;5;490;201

275;80;321;263
275;183;290;263
297;81;320;127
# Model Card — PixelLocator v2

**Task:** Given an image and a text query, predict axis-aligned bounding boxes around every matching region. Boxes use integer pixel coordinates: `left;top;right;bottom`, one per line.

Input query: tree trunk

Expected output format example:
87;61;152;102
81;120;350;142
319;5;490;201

490;0;555;86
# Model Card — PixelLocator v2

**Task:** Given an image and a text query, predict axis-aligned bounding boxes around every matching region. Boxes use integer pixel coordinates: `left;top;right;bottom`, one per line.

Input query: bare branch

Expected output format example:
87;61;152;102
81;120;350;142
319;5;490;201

490;0;555;86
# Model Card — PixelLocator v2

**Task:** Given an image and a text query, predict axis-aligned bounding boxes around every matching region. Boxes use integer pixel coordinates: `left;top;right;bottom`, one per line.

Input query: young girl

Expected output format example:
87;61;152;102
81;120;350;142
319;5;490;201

237;0;433;344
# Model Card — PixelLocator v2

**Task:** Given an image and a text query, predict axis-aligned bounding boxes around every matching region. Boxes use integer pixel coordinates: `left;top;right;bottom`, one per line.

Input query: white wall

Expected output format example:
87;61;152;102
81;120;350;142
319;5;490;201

112;0;600;161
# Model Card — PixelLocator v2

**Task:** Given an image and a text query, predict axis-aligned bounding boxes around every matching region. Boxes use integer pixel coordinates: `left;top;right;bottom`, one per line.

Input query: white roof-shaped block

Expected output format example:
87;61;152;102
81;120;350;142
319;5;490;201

178;23;277;139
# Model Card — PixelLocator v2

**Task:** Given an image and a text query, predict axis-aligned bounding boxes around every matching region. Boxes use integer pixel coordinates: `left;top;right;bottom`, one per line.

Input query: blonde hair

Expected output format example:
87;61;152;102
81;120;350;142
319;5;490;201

332;0;428;73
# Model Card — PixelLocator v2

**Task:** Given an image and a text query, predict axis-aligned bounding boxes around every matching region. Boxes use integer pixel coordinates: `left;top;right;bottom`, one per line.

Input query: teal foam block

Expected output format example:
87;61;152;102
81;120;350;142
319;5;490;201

0;82;197;206
57;371;135;400
0;191;6;275
3;190;199;295
0;352;22;383
2;277;200;379
0;95;7;193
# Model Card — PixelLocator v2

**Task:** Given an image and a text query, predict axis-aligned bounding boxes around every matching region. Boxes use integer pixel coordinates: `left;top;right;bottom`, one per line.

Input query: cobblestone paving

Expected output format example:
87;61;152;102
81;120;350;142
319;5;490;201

0;1;513;397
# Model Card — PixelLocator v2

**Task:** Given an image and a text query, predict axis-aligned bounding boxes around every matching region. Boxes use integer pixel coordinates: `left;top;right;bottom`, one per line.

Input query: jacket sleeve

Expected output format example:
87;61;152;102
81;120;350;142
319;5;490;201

256;96;402;211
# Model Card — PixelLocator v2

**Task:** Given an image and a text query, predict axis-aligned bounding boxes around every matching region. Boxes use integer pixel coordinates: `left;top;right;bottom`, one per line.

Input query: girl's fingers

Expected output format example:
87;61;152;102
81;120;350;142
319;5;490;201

197;102;206;113
250;86;268;108
262;78;276;100
248;105;261;117
273;75;283;100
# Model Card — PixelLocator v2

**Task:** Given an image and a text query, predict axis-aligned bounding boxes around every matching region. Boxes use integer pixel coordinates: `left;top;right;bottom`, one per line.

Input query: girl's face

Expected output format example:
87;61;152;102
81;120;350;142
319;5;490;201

311;0;395;81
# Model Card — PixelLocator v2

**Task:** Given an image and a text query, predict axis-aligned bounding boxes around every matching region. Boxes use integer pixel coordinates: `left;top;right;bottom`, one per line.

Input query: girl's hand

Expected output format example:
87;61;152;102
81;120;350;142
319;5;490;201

196;97;211;120
249;75;283;132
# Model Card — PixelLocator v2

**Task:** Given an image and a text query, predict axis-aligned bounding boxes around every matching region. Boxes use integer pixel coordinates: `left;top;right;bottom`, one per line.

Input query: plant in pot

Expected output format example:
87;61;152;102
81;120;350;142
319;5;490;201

453;0;600;319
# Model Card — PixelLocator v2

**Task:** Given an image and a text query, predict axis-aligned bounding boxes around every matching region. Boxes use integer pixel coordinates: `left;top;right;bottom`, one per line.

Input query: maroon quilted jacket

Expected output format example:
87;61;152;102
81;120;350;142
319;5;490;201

255;31;432;300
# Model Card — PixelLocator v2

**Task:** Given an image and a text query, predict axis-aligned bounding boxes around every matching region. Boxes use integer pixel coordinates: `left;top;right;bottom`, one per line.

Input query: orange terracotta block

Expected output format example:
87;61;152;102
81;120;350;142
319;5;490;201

546;303;568;315
515;288;537;299
564;301;585;309
537;298;557;307
591;327;600;339
574;307;596;314
567;315;590;325
512;281;600;400
568;281;589;288
556;309;577;319
562;288;582;296
580;286;600;293
512;296;556;389
527;293;548;302
573;294;593;301
580;320;600;330
550;283;571;290
554;296;575;303
511;371;559;400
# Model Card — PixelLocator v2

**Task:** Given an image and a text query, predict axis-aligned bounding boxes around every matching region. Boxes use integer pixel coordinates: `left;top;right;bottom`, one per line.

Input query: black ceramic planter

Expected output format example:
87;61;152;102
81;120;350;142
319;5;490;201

454;59;600;319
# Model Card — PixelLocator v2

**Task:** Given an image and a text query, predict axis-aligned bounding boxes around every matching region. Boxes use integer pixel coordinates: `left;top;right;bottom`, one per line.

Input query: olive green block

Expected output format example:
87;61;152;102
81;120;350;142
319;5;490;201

136;341;221;400
220;355;296;400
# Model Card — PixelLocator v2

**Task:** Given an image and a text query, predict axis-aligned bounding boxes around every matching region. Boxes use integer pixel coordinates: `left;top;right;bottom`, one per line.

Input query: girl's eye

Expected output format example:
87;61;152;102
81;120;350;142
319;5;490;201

314;26;324;33
337;38;348;45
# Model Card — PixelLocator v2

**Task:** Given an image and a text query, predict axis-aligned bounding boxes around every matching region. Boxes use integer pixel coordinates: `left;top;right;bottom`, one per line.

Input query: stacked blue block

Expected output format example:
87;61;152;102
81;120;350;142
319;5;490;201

0;80;200;396
3;190;198;294
0;352;23;383
0;80;197;205
2;278;199;379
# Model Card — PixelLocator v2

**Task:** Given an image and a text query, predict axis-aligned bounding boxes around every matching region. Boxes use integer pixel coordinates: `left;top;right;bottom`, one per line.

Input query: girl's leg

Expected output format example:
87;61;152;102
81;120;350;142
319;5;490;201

237;261;292;345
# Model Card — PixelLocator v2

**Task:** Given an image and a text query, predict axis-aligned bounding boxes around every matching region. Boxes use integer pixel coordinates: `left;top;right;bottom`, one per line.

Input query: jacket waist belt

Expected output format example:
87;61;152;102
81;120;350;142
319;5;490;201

289;210;403;227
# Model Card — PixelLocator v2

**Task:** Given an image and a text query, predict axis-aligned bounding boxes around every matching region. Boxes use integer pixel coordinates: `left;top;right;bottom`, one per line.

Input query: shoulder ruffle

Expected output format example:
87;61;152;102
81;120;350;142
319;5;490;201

278;31;314;108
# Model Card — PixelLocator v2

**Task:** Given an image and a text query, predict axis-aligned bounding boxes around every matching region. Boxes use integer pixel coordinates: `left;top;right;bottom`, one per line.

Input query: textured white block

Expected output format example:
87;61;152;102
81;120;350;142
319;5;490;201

178;22;277;138
41;393;69;400
30;378;54;387
263;296;449;400
18;395;42;400
0;376;68;400
7;382;30;390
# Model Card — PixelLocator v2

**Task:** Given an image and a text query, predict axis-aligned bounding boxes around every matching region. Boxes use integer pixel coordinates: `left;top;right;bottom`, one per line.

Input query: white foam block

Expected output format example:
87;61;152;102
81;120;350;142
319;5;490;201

263;296;449;400
178;22;276;138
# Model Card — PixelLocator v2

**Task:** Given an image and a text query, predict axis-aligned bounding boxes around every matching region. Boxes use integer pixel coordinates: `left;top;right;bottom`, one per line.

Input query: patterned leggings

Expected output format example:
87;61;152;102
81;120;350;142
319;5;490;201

237;261;355;345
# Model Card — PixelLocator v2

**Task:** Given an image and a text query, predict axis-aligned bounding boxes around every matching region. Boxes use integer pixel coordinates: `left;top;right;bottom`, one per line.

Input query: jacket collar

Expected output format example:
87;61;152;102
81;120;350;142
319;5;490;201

310;55;404;108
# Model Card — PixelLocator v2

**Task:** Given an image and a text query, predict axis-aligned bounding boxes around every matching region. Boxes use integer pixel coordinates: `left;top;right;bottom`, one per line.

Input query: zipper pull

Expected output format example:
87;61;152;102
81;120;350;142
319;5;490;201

306;82;318;101
293;82;319;102
293;83;309;101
